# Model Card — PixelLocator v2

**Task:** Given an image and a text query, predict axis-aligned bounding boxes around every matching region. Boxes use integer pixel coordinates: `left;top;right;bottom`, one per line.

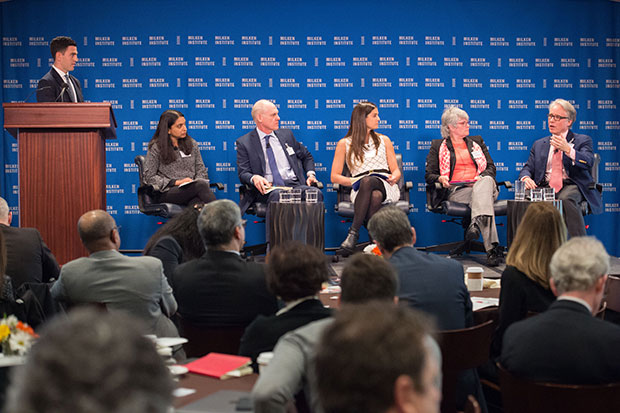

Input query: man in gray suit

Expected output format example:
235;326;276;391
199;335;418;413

51;210;178;338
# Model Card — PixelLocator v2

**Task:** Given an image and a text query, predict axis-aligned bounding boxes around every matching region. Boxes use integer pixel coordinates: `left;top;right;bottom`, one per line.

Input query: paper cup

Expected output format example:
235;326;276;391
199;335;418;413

257;351;274;374
466;266;484;291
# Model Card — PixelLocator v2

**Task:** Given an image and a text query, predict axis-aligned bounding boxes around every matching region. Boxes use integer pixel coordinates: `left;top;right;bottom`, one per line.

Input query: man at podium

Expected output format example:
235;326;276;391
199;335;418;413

36;36;84;103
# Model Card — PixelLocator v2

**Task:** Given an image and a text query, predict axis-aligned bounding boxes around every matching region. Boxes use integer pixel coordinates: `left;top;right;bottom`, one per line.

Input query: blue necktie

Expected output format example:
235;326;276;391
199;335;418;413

64;74;77;102
265;135;285;186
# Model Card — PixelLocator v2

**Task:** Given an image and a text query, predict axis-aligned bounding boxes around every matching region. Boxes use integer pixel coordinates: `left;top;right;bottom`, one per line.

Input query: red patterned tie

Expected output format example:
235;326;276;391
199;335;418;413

549;149;563;193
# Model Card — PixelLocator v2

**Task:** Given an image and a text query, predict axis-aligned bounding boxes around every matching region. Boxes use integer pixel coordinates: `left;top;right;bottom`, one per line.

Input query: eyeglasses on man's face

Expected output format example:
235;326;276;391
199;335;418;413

547;114;569;121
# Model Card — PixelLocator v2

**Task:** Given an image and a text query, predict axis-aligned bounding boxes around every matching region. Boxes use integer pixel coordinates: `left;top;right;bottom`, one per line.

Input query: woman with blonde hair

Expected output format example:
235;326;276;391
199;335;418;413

330;102;401;251
491;201;567;357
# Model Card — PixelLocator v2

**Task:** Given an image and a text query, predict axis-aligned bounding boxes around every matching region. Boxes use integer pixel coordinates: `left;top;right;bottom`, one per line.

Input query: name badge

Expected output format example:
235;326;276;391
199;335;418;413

286;145;295;156
471;150;483;159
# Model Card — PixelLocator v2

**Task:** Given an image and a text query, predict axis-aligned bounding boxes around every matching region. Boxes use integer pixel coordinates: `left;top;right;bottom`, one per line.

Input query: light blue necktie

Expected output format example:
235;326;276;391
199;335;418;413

265;135;285;186
64;74;77;102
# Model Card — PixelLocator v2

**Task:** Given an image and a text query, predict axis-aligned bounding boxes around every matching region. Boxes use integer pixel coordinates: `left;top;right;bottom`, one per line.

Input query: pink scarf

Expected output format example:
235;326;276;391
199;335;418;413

439;139;487;178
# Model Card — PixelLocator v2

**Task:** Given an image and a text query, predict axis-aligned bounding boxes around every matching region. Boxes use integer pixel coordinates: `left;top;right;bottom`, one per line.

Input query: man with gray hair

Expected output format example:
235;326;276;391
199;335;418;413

51;210;179;338
501;236;620;384
236;99;321;217
172;199;277;327
0;197;59;288
519;99;602;237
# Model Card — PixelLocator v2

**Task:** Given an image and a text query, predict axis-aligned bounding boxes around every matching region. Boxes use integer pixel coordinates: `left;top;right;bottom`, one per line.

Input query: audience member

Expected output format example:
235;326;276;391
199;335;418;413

491;202;566;359
0;197;59;289
143;204;205;284
368;205;471;330
252;253;399;413
425;106;502;266
6;308;174;413
144;109;216;208
368;205;483;411
50;210;178;337
36;36;83;102
330;101;401;251
316;302;441;413
519;99;602;237
239;242;331;368
0;230;27;323
172;199;278;327
501;236;620;384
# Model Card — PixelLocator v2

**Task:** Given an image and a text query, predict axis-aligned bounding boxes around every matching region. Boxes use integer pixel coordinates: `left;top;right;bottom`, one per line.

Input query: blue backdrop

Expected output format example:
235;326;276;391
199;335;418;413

1;0;619;255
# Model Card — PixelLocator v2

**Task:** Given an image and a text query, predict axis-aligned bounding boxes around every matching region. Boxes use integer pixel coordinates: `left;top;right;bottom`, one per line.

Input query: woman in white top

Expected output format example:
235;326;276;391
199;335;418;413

331;102;401;251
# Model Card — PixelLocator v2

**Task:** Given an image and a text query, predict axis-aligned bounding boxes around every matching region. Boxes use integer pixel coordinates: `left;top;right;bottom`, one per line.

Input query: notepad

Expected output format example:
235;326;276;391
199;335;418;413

185;353;252;380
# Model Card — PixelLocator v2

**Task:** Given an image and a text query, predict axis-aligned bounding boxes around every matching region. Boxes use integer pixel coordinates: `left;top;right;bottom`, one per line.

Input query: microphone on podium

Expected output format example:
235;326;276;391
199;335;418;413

55;83;69;102
22;85;52;103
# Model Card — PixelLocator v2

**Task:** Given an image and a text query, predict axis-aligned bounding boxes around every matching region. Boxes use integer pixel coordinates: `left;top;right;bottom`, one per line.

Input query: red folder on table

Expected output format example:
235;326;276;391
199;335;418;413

185;353;252;380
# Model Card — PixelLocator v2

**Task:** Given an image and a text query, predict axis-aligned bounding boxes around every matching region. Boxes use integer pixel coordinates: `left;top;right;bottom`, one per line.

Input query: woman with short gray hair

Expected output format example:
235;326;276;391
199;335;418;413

425;106;501;266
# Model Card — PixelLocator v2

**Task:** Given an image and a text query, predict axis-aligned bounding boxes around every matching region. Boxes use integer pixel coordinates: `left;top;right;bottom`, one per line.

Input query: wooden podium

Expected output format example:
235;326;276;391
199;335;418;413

3;103;116;265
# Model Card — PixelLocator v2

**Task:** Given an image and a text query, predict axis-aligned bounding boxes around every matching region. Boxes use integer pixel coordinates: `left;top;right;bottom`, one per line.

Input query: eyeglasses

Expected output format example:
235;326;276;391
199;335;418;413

240;219;247;228
547;114;569;121
456;120;470;126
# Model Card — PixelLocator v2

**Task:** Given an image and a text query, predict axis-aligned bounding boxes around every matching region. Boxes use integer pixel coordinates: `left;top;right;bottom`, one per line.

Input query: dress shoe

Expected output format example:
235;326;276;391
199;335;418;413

465;221;481;242
340;228;359;251
486;248;501;267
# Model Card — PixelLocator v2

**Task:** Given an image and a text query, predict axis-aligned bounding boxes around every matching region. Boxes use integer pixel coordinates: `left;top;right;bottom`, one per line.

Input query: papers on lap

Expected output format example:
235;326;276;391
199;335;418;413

264;185;292;194
179;177;210;188
185;353;252;380
351;172;390;191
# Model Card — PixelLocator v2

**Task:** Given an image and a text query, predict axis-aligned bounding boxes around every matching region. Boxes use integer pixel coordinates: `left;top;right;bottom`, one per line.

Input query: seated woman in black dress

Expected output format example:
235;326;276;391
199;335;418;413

491;201;567;360
143;205;204;285
144;110;216;207
238;242;332;370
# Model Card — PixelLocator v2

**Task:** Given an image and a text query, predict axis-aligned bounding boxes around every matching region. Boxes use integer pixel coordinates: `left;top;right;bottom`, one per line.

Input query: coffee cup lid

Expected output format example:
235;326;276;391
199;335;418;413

466;267;484;273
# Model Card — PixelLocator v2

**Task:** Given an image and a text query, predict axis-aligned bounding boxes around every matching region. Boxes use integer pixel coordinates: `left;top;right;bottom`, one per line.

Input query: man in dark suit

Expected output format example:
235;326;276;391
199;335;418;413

368;205;482;412
519;99;601;237
501;236;620;384
172;199;278;327
0;197;59;289
36;36;84;102
236;99;321;215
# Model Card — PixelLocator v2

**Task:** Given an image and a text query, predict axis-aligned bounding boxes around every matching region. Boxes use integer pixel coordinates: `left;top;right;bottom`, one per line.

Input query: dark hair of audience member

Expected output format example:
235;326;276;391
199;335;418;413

148;109;193;164
340;253;398;303
345;101;381;167
50;36;77;58
143;205;205;261
315;302;433;413
506;201;567;288
266;242;328;302
0;230;6;297
367;205;413;253
6;308;174;413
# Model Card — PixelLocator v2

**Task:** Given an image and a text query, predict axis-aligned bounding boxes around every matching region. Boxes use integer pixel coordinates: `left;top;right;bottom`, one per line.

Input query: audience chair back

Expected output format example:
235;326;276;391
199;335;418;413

604;275;620;313
498;363;620;413
464;395;481;413
178;316;245;358
437;319;495;413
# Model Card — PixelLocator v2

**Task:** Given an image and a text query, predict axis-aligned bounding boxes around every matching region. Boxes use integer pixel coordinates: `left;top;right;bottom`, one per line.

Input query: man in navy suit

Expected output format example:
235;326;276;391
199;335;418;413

236;99;322;224
501;236;620;384
519;99;601;237
36;36;84;103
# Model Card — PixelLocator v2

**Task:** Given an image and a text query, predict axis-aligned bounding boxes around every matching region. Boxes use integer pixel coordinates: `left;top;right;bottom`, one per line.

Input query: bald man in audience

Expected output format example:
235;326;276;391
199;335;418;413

51;210;178;338
252;253;405;413
501;236;620;384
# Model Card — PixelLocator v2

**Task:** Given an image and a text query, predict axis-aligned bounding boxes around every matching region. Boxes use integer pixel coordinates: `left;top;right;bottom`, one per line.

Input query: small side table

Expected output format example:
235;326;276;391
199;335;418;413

269;202;325;251
506;200;563;248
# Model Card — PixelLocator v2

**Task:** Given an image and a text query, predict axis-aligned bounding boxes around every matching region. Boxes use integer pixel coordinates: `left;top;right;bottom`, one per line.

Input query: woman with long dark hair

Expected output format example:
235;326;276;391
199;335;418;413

144;110;216;207
143;204;205;284
331;102;401;251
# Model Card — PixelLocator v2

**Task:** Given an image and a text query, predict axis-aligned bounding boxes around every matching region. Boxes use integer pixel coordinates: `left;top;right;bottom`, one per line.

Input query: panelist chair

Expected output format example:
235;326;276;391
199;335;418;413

497;363;620;413
421;180;512;257
134;155;223;219
580;152;602;216
332;153;413;254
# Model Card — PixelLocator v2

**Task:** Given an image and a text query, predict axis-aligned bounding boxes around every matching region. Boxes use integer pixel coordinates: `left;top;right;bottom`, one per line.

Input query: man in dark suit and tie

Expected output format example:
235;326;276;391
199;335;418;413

519;99;601;237
36;36;84;103
0;197;59;289
236;99;322;216
172;199;278;327
501;236;620;384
